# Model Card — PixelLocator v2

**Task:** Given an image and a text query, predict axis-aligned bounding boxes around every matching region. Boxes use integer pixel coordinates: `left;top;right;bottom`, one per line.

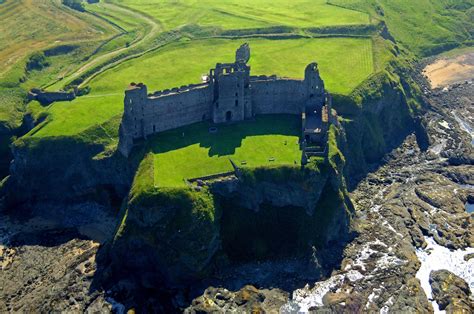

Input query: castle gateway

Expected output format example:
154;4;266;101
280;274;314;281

118;44;335;158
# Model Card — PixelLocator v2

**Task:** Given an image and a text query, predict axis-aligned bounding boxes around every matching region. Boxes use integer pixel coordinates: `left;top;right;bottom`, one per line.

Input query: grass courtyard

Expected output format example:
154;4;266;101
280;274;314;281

31;37;373;138
150;115;303;187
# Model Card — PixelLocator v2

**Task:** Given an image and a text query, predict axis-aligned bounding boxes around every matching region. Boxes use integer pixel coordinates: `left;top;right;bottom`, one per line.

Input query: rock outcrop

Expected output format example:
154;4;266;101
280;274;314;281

185;285;288;313
4;136;132;207
430;270;473;312
106;124;354;311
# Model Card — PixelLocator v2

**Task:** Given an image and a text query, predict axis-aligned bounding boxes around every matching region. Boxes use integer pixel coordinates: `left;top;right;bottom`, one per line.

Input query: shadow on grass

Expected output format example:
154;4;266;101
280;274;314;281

146;114;302;157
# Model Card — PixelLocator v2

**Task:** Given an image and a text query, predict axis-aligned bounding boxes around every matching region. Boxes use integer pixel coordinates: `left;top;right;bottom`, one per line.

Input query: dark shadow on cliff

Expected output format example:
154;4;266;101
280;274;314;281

146;114;301;157
1;195;122;247
332;92;423;191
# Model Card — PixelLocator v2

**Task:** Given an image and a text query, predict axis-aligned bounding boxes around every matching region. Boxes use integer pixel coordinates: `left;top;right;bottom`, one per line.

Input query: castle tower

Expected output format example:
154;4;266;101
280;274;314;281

302;63;328;145
210;44;252;123
303;62;325;115
118;83;147;157
304;62;325;101
235;43;250;63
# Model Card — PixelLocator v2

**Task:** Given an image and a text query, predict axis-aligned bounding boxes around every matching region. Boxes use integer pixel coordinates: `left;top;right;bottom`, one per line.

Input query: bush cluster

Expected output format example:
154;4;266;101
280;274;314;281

62;0;85;12
26;52;50;72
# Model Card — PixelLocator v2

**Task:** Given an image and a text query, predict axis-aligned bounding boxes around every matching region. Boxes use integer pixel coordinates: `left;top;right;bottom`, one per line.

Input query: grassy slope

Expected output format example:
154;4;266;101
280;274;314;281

31;37;373;138
151;115;302;187
115;0;369;30
329;0;473;56
0;0;118;130
0;0;115;78
47;1;162;91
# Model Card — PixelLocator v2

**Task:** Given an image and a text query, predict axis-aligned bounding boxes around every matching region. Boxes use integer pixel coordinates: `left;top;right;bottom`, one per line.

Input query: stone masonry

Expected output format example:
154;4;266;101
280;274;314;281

118;44;334;157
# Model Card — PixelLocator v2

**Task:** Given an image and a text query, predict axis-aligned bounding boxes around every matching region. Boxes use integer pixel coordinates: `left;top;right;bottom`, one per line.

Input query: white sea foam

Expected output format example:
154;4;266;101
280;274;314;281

415;236;474;313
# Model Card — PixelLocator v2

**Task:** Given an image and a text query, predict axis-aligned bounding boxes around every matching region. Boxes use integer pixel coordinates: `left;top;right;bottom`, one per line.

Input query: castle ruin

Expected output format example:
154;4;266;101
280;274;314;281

118;44;335;160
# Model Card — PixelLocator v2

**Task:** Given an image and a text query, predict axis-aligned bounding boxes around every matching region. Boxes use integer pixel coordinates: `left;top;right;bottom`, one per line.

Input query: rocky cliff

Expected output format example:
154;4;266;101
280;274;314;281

102;124;354;310
4;135;132;207
333;61;423;188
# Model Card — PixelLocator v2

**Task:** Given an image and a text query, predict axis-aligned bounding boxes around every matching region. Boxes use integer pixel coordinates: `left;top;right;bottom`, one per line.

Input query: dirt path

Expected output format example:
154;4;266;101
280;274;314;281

423;50;474;88
58;2;161;88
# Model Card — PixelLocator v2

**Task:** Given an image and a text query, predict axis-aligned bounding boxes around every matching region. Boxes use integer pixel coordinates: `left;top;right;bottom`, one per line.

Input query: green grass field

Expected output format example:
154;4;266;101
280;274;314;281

379;0;473;56
116;0;369;30
328;0;473;56
32;37;373;138
1;0;472;187
150;115;302;187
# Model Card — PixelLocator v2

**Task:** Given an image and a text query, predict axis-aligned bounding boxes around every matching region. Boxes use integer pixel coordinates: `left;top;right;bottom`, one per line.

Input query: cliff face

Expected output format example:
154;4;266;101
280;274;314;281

108;188;221;290
211;166;328;215
5;137;133;206
106;125;353;304
333;65;421;187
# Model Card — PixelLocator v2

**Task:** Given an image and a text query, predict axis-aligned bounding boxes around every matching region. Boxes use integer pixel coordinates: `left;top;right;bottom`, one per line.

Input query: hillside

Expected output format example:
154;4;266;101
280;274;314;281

329;0;473;56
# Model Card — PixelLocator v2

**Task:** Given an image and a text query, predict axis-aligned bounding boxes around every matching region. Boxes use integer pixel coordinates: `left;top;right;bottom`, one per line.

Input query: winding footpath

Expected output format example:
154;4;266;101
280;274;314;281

55;2;161;89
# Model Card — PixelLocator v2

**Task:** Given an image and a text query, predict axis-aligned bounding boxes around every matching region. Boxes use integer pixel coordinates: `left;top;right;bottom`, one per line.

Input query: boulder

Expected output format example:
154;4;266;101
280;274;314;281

429;269;473;312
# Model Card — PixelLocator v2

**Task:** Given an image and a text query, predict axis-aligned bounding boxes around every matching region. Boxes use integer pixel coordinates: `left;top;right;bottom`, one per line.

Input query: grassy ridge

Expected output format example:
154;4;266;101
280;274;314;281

31;37;373;138
0;0;122;131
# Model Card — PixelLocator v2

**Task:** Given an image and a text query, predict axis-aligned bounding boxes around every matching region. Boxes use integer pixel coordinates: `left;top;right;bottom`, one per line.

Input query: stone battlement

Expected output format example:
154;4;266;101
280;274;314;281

149;83;209;98
118;43;333;159
249;75;302;82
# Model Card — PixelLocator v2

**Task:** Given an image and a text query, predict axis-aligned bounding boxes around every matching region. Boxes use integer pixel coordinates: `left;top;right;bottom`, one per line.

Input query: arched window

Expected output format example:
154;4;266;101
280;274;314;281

235;99;238;107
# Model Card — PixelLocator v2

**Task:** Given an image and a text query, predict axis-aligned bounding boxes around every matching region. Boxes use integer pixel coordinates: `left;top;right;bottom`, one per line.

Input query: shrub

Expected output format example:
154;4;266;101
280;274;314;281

62;0;85;12
26;52;50;72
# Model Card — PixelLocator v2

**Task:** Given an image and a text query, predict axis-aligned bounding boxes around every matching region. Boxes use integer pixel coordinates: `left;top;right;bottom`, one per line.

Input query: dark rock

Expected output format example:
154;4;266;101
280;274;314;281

429;270;473;312
463;253;474;261
185;286;287;313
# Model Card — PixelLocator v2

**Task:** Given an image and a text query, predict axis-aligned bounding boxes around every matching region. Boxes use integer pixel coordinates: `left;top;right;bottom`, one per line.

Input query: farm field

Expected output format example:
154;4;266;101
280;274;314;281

150;115;303;187
115;0;370;30
32;37;374;138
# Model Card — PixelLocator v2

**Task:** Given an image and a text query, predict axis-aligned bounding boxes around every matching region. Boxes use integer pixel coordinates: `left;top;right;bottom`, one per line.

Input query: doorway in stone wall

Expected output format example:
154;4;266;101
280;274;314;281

226;111;232;122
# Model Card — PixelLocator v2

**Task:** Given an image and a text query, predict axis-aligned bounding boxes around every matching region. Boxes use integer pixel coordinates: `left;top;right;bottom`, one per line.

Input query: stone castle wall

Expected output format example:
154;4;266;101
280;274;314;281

143;85;212;137
122;78;310;141
28;89;76;105
250;78;306;115
117;44;329;157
